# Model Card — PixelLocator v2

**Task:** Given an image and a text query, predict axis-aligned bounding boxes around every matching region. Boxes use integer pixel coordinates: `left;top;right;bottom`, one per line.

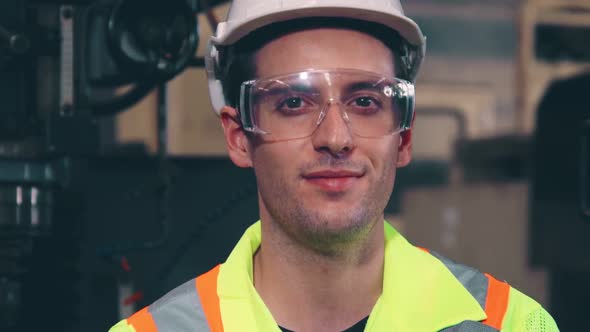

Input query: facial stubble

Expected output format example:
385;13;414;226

256;154;396;257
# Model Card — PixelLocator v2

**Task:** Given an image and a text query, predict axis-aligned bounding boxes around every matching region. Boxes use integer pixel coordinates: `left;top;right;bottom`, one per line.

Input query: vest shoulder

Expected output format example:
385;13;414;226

115;277;210;332
425;249;559;331
149;277;199;312
426;251;490;287
425;249;514;290
503;287;560;331
142;265;219;314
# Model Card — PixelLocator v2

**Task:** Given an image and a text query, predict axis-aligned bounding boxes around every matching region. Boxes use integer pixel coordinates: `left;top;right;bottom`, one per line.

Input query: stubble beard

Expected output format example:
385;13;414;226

258;163;394;258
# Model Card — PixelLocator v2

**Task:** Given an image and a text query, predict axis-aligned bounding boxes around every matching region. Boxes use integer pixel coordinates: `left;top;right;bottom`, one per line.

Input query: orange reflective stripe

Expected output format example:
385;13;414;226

196;265;224;332
417;246;430;253
127;306;158;332
482;273;510;330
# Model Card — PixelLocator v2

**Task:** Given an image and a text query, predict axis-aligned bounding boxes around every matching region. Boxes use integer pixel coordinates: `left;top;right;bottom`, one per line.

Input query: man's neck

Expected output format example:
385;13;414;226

253;219;384;332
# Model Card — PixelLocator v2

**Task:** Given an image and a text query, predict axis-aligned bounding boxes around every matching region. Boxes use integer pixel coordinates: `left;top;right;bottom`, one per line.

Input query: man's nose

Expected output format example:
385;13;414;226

311;101;355;156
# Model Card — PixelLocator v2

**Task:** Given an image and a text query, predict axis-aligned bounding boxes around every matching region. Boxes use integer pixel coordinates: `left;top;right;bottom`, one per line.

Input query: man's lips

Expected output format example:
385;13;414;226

302;169;364;192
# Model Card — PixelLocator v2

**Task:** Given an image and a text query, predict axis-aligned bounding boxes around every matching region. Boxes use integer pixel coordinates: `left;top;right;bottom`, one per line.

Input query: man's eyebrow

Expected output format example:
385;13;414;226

252;80;386;101
255;83;320;96
341;81;385;94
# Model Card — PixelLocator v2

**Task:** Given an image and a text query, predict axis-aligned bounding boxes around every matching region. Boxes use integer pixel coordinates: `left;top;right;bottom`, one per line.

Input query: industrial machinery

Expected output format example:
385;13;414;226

0;1;219;330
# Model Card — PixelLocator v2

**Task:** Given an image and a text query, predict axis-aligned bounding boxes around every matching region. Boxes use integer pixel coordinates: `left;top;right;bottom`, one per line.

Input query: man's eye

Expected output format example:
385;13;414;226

284;97;303;109
276;96;312;114
351;96;382;110
346;95;384;115
355;97;375;107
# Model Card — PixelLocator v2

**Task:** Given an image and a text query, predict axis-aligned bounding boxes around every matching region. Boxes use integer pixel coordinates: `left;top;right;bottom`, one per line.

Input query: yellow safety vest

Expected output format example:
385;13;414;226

110;221;559;332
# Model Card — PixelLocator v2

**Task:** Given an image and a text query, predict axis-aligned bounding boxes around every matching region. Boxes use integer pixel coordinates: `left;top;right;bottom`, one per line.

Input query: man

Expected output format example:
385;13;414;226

110;0;559;331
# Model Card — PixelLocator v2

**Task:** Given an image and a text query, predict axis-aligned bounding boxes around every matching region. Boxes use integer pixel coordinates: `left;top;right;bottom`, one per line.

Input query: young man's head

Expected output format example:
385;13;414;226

206;1;425;253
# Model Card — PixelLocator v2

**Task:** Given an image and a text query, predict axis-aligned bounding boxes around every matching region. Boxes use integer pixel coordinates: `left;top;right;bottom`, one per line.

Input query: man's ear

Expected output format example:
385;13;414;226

397;129;412;167
220;106;253;168
397;115;414;168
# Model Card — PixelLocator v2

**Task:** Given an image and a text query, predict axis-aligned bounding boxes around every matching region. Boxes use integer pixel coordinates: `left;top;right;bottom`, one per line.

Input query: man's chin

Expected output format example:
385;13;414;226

297;211;374;241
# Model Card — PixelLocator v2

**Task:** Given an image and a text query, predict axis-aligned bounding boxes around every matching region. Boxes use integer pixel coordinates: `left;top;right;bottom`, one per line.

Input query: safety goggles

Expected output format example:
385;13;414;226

238;69;415;141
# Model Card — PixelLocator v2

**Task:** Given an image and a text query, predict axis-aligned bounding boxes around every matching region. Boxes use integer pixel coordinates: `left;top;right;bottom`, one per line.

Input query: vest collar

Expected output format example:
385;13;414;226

217;221;486;331
368;222;486;330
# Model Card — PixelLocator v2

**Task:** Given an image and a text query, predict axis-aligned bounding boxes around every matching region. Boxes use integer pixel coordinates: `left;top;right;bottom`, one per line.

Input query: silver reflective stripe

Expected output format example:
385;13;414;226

429;251;488;309
439;320;498;332
148;278;211;332
428;251;499;332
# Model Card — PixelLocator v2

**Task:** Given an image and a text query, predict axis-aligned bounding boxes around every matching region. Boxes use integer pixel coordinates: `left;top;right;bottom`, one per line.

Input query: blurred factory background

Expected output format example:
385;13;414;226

0;0;588;331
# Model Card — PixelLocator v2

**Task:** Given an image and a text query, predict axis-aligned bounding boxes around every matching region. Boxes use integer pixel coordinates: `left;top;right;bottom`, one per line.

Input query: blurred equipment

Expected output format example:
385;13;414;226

582;119;590;220
0;0;201;153
530;71;590;332
0;0;207;331
519;0;590;134
107;0;198;82
83;0;200;116
531;72;590;267
520;1;590;330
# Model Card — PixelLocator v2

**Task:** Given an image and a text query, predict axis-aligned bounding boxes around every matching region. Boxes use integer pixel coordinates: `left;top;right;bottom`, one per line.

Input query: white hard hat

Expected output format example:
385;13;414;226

205;0;426;115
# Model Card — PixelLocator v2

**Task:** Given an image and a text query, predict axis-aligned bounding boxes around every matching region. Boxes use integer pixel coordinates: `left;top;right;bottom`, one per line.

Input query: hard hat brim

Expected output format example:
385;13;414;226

212;6;425;48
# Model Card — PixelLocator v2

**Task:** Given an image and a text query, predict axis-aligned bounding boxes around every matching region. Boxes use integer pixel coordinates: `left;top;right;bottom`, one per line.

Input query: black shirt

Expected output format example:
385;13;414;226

279;316;369;332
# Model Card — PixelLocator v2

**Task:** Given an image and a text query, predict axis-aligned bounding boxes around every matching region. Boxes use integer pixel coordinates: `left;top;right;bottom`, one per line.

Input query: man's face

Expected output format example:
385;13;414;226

222;27;412;251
